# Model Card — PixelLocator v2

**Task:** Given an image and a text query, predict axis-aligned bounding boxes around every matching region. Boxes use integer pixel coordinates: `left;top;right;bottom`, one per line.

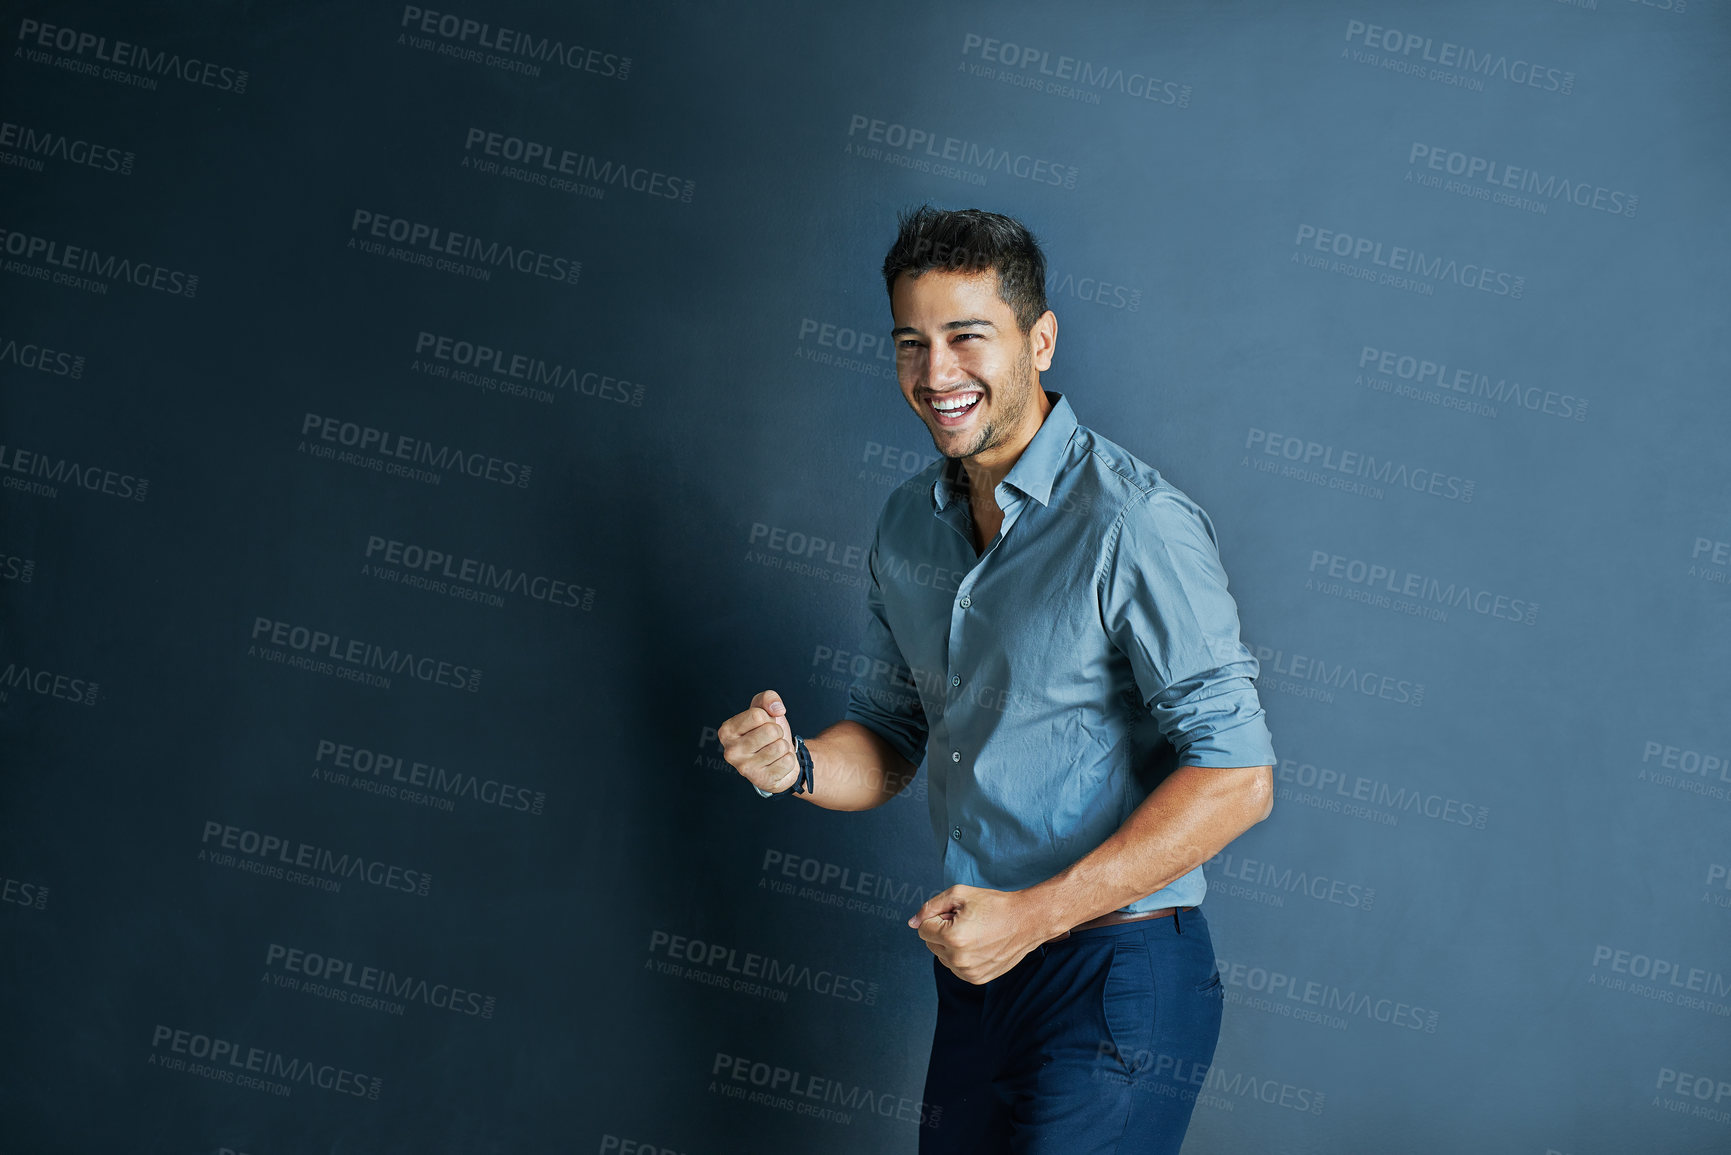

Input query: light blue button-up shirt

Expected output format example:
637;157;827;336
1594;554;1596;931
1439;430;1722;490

844;390;1275;912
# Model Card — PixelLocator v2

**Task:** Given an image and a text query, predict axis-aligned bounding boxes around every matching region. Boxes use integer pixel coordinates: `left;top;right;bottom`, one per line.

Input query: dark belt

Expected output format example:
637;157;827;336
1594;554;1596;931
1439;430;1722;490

1047;905;1197;943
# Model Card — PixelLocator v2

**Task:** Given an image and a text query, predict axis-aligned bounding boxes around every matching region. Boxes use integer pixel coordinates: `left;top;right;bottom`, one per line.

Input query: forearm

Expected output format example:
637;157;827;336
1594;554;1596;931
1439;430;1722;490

1023;764;1274;938
798;721;919;812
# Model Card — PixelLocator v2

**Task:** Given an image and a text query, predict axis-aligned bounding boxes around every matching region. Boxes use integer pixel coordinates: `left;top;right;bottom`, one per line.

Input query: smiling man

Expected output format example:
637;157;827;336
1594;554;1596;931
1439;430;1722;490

717;206;1276;1153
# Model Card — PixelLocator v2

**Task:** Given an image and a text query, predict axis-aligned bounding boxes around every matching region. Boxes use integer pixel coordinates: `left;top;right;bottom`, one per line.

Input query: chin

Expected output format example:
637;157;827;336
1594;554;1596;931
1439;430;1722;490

943;429;992;460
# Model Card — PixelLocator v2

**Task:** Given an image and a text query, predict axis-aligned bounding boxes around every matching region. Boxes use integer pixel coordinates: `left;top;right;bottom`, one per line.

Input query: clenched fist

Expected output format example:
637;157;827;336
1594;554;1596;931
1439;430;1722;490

718;690;802;795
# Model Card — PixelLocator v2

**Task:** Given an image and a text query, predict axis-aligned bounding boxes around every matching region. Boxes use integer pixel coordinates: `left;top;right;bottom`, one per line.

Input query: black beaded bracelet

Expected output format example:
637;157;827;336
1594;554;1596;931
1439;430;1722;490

792;734;814;794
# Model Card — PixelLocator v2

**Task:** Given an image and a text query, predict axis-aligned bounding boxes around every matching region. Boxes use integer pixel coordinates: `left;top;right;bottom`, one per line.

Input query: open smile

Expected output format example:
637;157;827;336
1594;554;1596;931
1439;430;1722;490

926;390;983;427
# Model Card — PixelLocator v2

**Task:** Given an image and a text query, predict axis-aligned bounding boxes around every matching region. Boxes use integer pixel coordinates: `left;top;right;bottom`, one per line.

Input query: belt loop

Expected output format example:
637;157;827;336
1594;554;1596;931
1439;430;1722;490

1174;907;1182;935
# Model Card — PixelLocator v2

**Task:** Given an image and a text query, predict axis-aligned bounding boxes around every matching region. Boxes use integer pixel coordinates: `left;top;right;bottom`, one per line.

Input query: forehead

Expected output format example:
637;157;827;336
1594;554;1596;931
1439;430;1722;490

890;268;1009;321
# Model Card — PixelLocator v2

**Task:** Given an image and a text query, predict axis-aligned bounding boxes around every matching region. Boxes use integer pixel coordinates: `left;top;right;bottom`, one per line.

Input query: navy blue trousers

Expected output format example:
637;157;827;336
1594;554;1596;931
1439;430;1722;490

919;906;1223;1154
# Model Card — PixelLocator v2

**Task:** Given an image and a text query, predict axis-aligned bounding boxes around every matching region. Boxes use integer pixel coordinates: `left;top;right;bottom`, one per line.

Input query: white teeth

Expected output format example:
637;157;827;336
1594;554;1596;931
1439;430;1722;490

932;394;981;413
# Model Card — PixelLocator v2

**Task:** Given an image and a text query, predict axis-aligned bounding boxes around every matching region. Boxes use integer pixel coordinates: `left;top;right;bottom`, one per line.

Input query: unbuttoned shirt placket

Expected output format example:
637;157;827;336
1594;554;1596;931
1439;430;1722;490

932;479;1030;861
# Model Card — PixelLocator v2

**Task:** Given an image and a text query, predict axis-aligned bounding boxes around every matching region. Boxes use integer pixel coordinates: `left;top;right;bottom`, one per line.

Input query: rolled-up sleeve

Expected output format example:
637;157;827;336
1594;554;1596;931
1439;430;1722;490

1097;489;1276;769
842;533;929;768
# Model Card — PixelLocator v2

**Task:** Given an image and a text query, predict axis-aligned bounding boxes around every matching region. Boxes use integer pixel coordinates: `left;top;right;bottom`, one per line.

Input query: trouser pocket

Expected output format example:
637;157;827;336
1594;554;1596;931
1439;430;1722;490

1100;936;1157;1075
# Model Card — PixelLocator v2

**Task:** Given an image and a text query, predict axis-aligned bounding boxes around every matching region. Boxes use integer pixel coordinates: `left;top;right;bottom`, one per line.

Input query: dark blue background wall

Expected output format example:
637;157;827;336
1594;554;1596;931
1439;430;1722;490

3;1;1727;1152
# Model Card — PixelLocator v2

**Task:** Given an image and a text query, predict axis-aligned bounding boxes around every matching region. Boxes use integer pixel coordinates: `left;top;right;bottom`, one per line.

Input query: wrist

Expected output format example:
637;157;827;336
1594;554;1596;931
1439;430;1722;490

1020;878;1081;941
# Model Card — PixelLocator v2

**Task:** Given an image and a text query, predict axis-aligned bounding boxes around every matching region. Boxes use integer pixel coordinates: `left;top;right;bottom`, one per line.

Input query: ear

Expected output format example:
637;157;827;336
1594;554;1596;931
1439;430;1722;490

1030;309;1057;372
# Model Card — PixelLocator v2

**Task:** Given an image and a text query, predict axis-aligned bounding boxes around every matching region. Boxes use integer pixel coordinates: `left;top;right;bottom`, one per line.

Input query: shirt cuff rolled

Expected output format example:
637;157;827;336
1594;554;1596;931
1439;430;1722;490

1153;669;1276;768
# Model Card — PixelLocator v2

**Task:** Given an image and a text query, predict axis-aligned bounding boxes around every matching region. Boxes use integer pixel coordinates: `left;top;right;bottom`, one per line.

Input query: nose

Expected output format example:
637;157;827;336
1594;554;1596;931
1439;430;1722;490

924;339;968;391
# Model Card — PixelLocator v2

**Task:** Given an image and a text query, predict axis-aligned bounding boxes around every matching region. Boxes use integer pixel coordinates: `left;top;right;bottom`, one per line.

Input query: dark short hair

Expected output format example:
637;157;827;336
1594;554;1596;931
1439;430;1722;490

881;206;1048;332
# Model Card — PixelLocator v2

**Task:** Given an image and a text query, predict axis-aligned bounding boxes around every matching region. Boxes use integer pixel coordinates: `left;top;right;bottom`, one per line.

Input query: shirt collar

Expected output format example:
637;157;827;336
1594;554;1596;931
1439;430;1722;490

932;390;1077;511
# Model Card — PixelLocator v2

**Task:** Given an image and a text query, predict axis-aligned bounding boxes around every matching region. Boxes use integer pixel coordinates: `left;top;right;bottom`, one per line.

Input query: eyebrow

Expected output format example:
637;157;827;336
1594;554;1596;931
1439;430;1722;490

890;318;998;339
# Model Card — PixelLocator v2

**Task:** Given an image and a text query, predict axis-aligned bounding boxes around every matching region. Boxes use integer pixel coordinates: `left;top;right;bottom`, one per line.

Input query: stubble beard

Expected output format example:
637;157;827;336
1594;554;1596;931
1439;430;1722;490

932;341;1035;462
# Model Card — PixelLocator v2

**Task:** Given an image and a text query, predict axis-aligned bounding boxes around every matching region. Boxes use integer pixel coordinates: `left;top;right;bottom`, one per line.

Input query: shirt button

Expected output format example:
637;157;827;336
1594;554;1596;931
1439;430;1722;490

952;827;961;840
951;751;961;762
959;595;971;608
950;674;961;687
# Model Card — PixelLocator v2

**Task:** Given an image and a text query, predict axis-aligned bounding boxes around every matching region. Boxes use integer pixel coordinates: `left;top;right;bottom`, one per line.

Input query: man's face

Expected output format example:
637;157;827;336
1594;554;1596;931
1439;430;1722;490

889;269;1053;461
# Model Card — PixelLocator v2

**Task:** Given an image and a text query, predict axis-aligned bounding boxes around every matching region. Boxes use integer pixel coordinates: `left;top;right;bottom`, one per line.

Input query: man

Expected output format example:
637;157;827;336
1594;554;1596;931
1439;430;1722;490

717;206;1275;1153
